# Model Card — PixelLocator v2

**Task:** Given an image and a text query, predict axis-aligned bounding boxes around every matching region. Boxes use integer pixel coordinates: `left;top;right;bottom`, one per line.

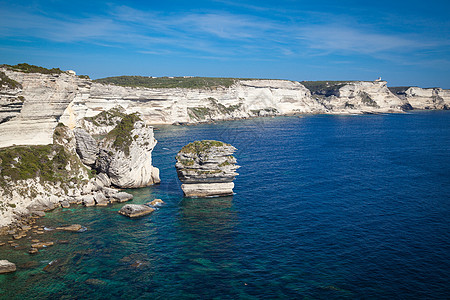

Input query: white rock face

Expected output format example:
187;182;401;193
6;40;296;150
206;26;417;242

403;87;450;110
96;120;160;188
0;68;90;148
3;69;449;150
319;81;408;113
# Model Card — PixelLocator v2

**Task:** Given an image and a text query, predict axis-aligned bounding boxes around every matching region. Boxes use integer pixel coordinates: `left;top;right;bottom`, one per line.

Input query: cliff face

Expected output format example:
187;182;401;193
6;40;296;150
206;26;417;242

403;87;449;110
0;68;90;148
313;81;408;113
3;68;448;150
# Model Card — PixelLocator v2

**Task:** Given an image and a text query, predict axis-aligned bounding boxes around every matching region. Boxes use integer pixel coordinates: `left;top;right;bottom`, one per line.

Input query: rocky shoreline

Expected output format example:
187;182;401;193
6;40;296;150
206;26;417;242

0;106;160;234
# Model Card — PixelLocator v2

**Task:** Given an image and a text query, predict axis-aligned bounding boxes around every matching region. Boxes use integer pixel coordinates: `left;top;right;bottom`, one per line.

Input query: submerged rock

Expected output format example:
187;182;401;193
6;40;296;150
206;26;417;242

56;224;82;232
175;140;239;197
0;260;16;274
119;204;154;218
147;199;164;207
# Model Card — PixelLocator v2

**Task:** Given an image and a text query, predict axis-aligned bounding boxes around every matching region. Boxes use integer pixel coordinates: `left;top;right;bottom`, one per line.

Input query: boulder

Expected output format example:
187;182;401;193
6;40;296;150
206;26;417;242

110;192;133;203
118;204;154;218
31;241;54;249
94;173;111;188
175;140;239;197
0;260;16;274
60;200;70;208
74;128;98;166
82;195;95;207
101;187;119;198
94;192;108;206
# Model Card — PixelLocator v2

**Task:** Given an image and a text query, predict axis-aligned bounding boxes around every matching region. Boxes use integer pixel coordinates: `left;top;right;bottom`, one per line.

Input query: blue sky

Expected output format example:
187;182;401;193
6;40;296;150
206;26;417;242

1;0;449;88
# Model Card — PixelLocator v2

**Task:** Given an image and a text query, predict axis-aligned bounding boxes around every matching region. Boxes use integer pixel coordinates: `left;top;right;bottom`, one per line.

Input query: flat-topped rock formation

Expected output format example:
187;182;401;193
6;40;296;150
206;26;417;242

175;140;239;197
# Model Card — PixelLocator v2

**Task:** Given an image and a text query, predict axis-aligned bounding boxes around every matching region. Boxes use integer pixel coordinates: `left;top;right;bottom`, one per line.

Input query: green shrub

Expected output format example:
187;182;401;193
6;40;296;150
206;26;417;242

85;106;126;126
179;140;227;155
2;63;63;74
0;144;70;185
94;76;260;89
105;113;142;155
0;71;22;89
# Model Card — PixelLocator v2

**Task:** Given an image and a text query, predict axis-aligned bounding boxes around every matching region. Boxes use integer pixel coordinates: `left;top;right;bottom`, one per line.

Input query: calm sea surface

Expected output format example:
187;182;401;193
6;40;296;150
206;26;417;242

0;111;449;299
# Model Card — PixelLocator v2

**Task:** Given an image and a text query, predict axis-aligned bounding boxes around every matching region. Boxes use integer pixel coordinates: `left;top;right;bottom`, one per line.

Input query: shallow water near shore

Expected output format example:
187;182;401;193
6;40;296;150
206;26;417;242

1;111;449;299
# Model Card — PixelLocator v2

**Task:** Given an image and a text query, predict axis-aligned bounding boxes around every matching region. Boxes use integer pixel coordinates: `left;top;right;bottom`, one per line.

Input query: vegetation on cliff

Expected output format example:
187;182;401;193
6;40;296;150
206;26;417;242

179;140;227;155
2;63;64;75
187;98;243;121
85;106;126;127
94;76;258;89
0;71;22;89
0;145;69;185
105;113;142;155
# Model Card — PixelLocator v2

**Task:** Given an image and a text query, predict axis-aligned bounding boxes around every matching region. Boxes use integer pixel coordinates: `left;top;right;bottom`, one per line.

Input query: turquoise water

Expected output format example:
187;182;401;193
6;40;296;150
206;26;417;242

0;111;449;299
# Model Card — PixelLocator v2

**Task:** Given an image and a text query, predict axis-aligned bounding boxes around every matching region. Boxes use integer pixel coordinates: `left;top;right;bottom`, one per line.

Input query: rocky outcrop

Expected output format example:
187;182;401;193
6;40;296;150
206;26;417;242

0;122;139;231
390;87;450;110
56;224;82;231
92;114;160;188
309;81;408;114
175;140;239;197
119;204;154;218
0;260;16;274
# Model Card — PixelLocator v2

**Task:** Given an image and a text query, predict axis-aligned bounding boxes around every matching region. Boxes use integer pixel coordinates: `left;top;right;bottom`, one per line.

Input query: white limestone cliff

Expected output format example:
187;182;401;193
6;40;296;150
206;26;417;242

315;81;409;114
403;87;450;110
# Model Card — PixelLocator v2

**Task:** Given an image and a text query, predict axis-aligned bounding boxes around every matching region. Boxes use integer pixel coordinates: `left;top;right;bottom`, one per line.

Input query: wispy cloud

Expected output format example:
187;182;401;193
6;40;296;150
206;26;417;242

0;2;448;64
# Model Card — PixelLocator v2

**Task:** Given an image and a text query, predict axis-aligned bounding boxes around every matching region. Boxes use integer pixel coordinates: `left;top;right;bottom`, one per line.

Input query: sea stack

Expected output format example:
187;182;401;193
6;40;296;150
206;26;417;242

175;140;239;197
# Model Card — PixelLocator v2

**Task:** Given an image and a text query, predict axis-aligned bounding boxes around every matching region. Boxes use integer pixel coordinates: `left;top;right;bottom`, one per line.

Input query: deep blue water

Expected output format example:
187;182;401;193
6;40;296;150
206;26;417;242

0;111;449;299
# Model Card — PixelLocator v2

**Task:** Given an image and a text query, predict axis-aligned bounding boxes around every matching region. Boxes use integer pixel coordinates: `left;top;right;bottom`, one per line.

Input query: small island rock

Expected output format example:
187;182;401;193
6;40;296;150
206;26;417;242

175;140;239;197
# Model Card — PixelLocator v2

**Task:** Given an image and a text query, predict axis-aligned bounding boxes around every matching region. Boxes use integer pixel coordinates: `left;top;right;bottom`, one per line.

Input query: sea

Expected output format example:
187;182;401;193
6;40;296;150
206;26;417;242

0;111;449;299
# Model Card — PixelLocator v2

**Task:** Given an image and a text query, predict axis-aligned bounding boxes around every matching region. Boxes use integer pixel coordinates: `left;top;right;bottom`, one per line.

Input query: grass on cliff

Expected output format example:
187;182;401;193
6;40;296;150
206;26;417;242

0;71;22;89
179;140;228;155
85;106;126;127
2;63;64;75
94;76;260;89
0;144;70;185
105;113;142;156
